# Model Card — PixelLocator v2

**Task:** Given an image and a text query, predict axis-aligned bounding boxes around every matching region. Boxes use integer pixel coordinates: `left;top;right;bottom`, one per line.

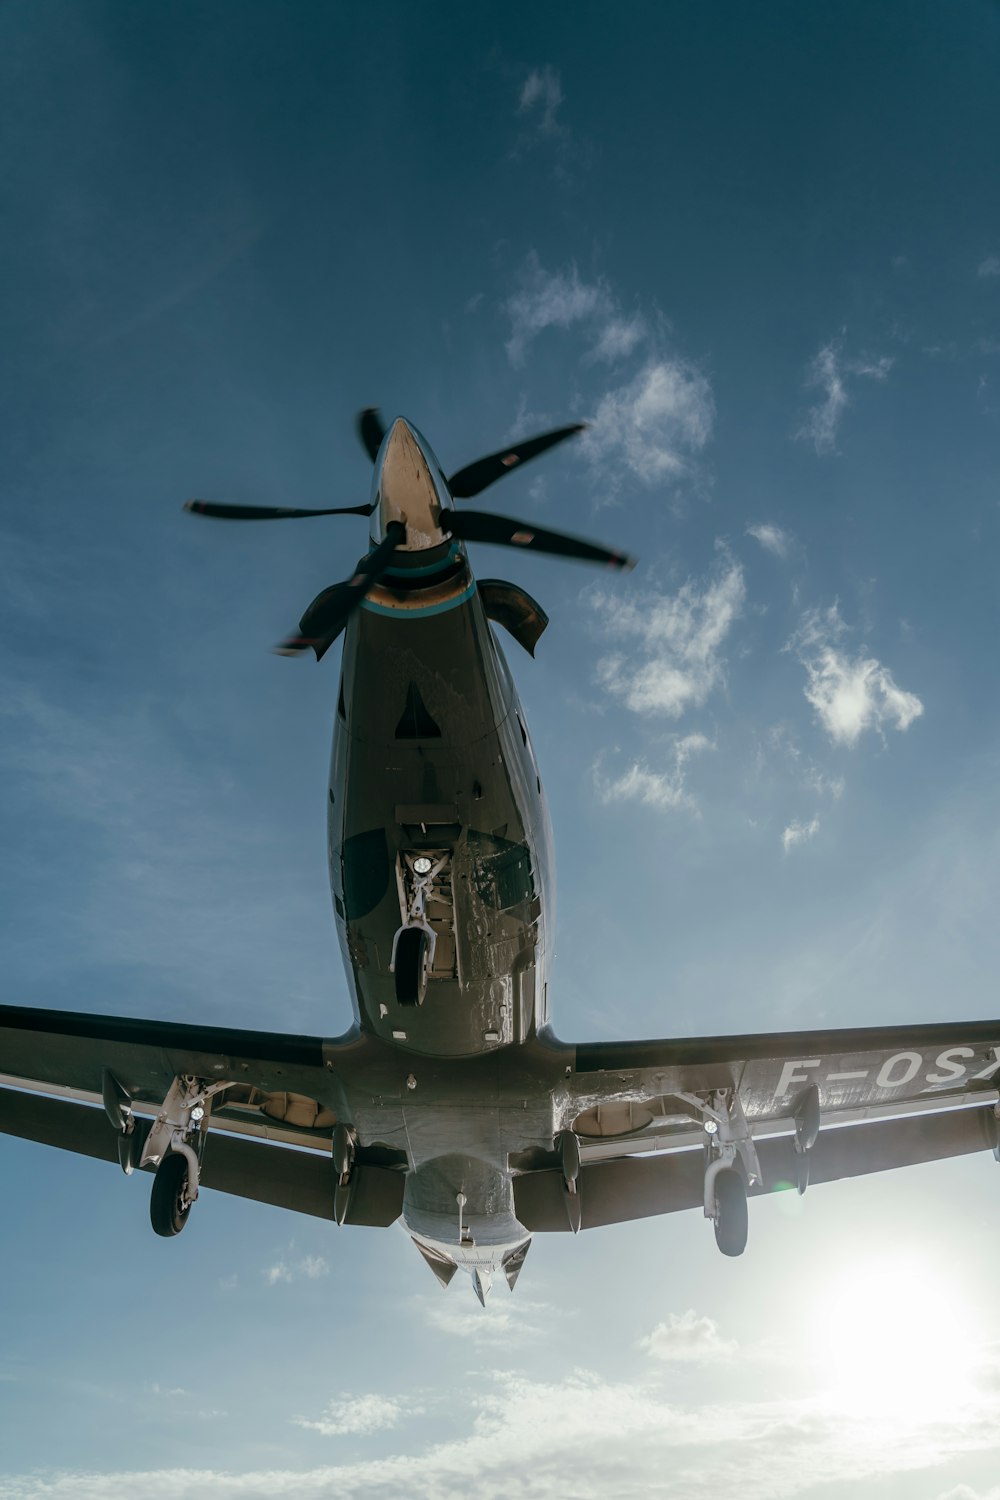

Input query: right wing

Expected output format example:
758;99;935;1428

516;1018;1000;1232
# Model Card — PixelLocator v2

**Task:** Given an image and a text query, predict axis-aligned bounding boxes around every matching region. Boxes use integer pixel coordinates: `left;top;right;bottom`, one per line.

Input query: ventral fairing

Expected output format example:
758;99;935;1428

3;411;999;1303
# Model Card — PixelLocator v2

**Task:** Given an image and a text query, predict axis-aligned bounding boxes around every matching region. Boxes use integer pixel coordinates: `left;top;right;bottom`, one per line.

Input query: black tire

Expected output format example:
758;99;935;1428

394;927;428;1007
150;1153;192;1237
713;1167;748;1257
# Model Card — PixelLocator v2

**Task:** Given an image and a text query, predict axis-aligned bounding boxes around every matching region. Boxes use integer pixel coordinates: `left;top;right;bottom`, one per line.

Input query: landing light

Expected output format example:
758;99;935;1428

413;856;433;875
704;1119;718;1135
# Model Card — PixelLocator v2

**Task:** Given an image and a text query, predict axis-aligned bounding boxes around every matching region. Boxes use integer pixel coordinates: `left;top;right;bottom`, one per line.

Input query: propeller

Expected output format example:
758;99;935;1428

357;407;387;463
440;508;634;572
185;500;375;521
276;521;406;661
186;407;635;660
447;423;586;499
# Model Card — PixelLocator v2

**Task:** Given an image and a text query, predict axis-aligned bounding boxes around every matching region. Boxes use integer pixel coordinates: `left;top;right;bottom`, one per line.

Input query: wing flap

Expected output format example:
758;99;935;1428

515;1101;998;1231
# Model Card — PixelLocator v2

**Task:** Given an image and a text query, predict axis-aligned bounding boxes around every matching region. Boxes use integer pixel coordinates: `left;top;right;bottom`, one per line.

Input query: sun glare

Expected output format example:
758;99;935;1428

813;1251;983;1425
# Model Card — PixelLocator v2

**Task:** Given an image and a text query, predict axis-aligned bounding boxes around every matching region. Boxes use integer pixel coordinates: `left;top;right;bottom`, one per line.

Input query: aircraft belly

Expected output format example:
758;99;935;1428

328;599;552;1058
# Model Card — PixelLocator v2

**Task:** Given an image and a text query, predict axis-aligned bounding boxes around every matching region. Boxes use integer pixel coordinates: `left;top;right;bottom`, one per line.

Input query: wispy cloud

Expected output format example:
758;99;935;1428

502;256;712;488
977;257;1000;278
517;67;564;137
639;1310;738;1363
581;358;714;485
293;1392;407;1437
796;338;893;454
746;523;792;559
595;735;713;815
789;605;923;746
262;1254;329;1286
782;816;820;854
419;1295;553;1344
504;257;611;365
591;556;745;718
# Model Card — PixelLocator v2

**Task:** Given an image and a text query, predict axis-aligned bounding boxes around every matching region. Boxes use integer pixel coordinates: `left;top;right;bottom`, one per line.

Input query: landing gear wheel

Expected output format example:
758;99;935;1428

394;927;428;1007
150;1153;192;1237
713;1167;748;1257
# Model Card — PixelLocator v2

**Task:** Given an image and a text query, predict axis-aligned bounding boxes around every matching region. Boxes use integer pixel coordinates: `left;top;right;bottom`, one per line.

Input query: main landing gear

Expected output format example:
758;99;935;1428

108;1072;230;1238
675;1087;761;1258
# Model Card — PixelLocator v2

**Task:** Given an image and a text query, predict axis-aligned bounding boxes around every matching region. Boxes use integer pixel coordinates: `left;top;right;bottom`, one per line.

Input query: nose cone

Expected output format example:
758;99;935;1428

372;418;451;550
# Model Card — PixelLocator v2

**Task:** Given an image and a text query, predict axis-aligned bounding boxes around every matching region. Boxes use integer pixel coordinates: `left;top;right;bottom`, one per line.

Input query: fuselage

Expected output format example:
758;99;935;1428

327;418;556;1295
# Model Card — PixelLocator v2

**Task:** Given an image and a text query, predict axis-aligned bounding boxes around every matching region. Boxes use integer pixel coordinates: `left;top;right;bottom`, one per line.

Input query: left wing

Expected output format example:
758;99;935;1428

0;1004;404;1228
516;1019;1000;1246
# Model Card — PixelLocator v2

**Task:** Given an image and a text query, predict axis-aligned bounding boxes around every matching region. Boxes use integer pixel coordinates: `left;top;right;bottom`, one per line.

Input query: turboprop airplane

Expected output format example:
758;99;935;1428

3;410;1000;1303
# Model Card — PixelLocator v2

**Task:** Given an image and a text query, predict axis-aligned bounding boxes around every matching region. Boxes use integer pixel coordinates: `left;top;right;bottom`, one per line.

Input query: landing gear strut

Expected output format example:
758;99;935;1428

139;1075;228;1238
675;1087;760;1258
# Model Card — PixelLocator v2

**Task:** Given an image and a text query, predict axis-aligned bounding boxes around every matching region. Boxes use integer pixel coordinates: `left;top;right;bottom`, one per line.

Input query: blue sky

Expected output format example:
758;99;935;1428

3;1;1000;1495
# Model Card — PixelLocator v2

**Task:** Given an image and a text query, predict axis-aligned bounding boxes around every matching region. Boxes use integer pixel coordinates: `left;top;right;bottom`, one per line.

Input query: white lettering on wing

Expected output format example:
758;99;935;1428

876;1052;923;1089
776;1059;821;1098
926;1047;975;1084
827;1071;869;1081
971;1046;1000;1081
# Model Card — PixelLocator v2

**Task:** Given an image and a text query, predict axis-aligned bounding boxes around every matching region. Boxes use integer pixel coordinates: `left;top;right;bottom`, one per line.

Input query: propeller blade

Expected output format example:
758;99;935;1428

357;408;387;463
276;521;406;661
440;509;635;572
185;500;374;521
447;423;587;500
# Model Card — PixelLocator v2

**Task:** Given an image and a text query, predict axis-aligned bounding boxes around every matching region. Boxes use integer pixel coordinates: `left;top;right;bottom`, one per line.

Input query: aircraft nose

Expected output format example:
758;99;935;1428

373;418;450;550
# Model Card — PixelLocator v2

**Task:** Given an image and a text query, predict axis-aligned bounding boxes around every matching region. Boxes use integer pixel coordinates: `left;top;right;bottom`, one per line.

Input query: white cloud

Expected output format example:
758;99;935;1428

595;735;713;815
790;605;924;746
293;1392;405;1437
517;67;563;136
504;256;611;365
420;1294;552;1344
581;358;714;485
587;313;648;363
782;817;820;854
746;523;791;559
262;1254;328;1286
592;557;744;717
639;1310;738;1363
977;257;1000;278
796;339;893;454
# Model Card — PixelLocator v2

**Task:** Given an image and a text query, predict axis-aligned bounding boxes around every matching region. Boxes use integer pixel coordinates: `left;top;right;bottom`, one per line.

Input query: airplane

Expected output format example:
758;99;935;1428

3;409;1000;1304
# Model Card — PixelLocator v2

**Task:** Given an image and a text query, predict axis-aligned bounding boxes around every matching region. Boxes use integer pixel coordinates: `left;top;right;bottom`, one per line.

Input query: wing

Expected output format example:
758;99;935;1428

515;1019;1000;1234
0;1004;404;1227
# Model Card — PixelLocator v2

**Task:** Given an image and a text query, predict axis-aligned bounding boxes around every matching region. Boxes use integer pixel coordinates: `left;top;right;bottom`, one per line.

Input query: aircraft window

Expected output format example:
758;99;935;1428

517;714;527;748
337;681;347;721
395;682;441;739
340;828;389;921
